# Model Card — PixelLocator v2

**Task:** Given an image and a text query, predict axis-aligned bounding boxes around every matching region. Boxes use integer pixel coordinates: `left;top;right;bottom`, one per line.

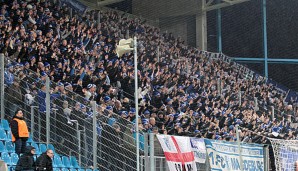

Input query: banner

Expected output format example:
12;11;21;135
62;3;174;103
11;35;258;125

190;138;206;164
156;134;197;171
204;139;265;171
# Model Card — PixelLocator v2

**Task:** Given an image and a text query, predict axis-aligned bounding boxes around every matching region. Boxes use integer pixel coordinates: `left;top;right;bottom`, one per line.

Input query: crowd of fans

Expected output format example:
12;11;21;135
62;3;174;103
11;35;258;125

1;1;298;169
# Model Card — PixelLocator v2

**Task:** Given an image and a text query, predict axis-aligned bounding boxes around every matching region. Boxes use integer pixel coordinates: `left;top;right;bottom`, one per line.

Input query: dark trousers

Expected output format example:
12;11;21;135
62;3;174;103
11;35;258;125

15;138;27;154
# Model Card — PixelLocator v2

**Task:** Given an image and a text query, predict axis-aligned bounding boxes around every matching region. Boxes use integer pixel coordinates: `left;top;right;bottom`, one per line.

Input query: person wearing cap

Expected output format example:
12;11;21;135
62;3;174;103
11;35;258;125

10;109;29;155
15;146;36;171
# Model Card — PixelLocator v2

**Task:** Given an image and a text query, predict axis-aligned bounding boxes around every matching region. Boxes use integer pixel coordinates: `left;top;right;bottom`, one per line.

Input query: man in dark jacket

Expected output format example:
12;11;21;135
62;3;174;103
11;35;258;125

36;149;54;171
16;146;36;171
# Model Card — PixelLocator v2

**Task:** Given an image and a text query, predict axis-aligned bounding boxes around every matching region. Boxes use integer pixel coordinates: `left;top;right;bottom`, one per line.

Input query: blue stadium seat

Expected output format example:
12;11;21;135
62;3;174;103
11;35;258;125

1;120;10;131
8;166;15;171
1;152;11;165
0;129;7;141
48;143;55;153
0;141;7;152
69;156;80;169
5;141;15;153
61;168;69;171
69;169;77;171
31;142;41;155
53;155;65;168
10;153;19;165
77;169;85;171
62;156;72;168
6;130;12;141
27;134;33;143
53;168;61;171
39;143;47;153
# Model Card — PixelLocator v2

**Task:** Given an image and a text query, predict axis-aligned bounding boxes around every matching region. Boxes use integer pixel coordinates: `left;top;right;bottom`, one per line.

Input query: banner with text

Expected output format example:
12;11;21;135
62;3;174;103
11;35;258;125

204;139;265;171
157;134;197;171
190;137;206;163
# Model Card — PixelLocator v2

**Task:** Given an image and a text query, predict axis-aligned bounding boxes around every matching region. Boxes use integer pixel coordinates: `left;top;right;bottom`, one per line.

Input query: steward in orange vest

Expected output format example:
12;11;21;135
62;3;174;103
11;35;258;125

10;109;29;154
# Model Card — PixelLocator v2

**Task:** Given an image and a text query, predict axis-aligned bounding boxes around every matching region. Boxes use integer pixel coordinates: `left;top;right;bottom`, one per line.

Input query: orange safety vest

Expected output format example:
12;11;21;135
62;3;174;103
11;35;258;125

11;118;29;142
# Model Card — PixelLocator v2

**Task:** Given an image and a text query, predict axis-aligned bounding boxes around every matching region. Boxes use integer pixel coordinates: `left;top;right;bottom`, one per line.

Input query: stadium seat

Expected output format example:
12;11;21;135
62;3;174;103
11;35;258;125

1;152;11;165
39;143;47;153
7;166;15;171
0;129;7;141
10;153;19;165
0;141;6;152
69;169;77;171
61;168;69;171
69;156;80;169
27;134;33;143
6;130;12;141
5;141;15;153
54;155;65;168
1;120;10;131
48;143;55;153
31;142;41;155
62;156;72;168
53;168;61;171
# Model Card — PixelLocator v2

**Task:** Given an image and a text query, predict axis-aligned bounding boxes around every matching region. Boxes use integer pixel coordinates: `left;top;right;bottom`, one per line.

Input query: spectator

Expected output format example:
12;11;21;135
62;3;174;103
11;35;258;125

15;146;36;171
36;149;54;171
10;109;29;155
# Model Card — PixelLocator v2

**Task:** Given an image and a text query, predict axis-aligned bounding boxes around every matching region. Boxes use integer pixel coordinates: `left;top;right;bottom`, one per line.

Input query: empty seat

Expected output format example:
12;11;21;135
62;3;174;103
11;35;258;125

53;155;65;168
53;168;61;171
1;152;11;165
0;141;7;152
69;156;80;169
48;144;55;153
61;168;69;171
6;130;12;141
5;141;15;153
0;129;7;141
27;134;33;143
10;153;19;165
1;120;10;131
62;156;72;168
39;143;47;153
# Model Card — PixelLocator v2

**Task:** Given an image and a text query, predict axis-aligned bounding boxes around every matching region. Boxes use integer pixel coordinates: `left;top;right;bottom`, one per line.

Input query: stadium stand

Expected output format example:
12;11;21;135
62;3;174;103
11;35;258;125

0;0;298;170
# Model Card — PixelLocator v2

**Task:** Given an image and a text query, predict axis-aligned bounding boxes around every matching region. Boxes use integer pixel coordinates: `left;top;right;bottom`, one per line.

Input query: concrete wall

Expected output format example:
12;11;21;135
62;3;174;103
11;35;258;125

132;0;206;49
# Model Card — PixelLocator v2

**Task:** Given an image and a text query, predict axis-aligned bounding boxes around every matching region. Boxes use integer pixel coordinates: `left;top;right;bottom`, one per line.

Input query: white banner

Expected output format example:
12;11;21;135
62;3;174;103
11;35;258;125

204;139;265;171
190;138;206;164
156;134;197;171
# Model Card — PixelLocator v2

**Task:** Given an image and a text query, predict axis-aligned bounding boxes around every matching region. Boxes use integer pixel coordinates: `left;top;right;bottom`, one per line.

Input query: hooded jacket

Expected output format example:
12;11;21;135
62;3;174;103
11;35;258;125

15;146;36;171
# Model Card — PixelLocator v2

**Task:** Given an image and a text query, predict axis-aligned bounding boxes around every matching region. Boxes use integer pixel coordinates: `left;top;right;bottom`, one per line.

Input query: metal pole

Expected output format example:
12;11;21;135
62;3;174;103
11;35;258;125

73;121;81;166
235;125;243;171
262;0;268;78
126;30;130;39
134;36;140;171
238;91;242;106
254;97;258;111
271;106;275;121
83;126;87;167
70;8;73;19
92;101;97;169
216;0;222;52
217;78;221;95
30;106;38;139
149;133;155;171
144;133;149;171
46;76;50;145
97;11;101;24
0;53;4;119
38;111;41;142
157;46;160;62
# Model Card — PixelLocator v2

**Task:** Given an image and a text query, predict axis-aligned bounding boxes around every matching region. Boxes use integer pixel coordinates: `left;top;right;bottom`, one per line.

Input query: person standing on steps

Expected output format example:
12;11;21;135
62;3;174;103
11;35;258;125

10;109;29;155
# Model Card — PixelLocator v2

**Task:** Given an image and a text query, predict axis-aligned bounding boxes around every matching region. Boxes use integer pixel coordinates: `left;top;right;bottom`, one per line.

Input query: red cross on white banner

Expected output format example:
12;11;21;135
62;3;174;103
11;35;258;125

158;135;196;171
